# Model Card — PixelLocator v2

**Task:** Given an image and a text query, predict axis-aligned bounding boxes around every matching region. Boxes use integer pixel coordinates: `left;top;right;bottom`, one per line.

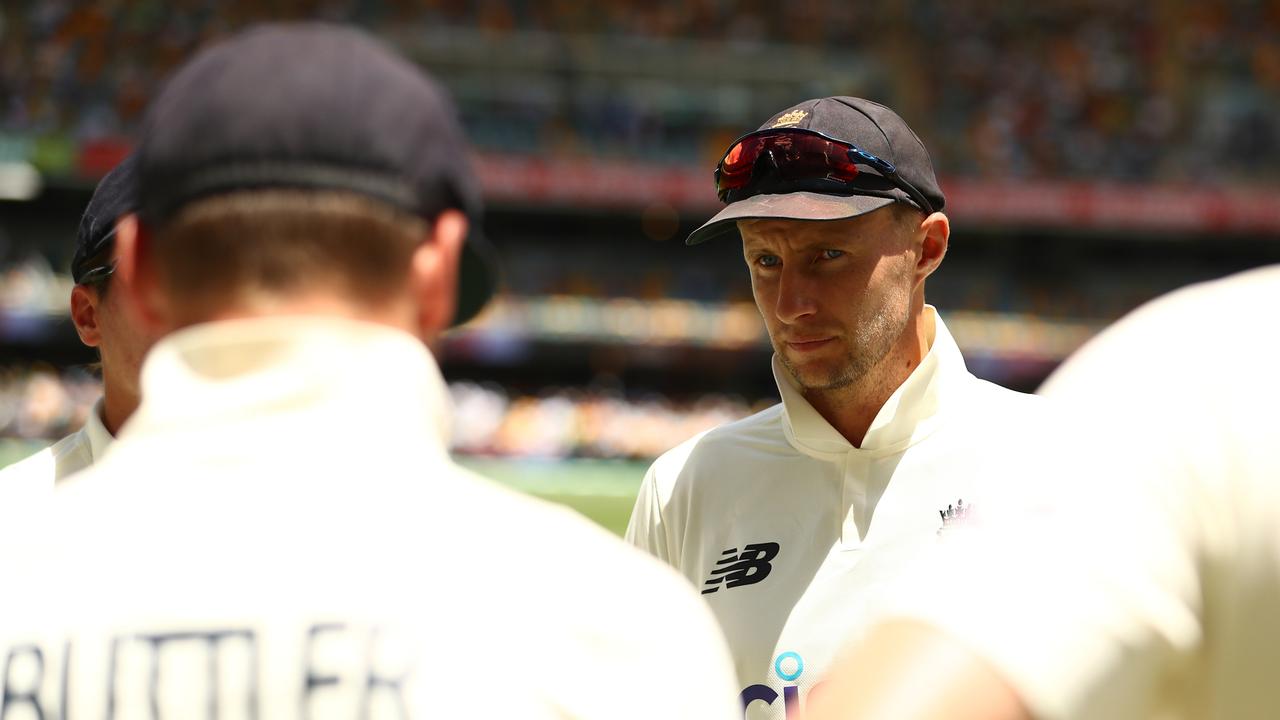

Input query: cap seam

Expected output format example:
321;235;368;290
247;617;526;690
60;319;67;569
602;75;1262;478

828;96;939;212
829;96;897;161
835;96;938;192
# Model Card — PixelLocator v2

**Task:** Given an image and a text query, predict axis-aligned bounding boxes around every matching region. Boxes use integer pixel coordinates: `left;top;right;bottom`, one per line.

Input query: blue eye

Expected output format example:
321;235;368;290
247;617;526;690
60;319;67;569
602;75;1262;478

820;249;845;260
757;255;781;268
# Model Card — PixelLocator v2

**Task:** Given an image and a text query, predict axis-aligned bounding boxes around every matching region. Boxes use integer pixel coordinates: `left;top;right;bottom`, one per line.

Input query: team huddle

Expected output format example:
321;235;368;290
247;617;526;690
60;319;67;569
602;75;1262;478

1;21;1277;720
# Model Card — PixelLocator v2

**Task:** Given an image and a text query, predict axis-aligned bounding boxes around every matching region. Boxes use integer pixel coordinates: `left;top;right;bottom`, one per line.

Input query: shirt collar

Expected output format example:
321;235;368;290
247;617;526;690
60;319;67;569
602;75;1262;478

123;316;452;454
775;306;970;458
82;397;114;462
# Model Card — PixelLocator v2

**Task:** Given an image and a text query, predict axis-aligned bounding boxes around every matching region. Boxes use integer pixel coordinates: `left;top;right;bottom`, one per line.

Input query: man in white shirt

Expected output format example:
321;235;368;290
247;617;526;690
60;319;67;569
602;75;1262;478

625;96;1047;719
0;24;738;719
0;156;153;491
807;265;1280;720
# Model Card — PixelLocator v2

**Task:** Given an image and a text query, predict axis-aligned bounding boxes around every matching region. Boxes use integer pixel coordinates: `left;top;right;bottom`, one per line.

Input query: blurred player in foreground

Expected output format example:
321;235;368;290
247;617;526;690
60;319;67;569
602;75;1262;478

0;156;154;492
807;265;1280;720
625;96;1048;719
0;23;738;719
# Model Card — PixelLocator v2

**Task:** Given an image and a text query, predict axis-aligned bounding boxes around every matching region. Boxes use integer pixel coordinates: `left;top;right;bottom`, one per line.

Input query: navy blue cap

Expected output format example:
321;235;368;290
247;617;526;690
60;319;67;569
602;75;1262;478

72;154;137;284
687;96;945;245
137;22;496;325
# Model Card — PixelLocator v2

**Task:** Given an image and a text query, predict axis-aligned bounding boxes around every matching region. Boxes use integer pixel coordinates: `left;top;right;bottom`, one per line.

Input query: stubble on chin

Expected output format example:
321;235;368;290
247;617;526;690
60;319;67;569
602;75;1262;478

776;306;909;396
776;341;862;393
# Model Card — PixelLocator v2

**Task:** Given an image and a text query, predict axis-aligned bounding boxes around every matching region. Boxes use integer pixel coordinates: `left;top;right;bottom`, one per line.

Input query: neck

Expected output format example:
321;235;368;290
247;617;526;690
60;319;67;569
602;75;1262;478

171;294;422;341
99;383;137;437
804;303;934;448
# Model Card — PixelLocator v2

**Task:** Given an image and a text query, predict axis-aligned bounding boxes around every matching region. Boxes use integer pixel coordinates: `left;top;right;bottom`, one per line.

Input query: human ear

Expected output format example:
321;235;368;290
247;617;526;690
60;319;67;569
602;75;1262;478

916;211;950;283
410;209;468;339
69;284;102;347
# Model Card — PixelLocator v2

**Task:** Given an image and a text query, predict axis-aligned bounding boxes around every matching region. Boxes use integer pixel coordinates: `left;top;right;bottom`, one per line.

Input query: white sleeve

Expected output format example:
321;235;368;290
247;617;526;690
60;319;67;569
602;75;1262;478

624;460;675;565
0;446;56;511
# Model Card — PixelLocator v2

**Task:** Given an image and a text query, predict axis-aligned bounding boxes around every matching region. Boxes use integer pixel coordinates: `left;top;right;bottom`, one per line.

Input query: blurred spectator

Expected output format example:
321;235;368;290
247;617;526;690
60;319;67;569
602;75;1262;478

0;364;99;440
450;381;760;459
0;254;74;315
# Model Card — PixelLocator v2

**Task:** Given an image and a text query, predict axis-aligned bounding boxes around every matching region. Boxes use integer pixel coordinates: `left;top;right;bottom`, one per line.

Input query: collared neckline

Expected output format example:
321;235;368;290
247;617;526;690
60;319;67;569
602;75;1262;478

123;316;452;452
776;306;970;459
81;397;114;463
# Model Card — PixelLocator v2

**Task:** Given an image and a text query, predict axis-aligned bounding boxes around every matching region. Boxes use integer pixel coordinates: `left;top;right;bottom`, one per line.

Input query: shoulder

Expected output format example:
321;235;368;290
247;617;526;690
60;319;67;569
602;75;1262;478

941;377;1065;471
454;466;721;623
965;376;1047;412
0;431;93;495
648;402;788;485
0;443;56;499
1045;266;1280;399
454;465;656;562
466;474;738;719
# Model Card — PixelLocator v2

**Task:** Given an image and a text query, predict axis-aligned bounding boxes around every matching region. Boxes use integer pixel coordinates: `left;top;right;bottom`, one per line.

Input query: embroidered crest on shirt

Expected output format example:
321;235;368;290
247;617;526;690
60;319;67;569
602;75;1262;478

702;542;780;594
937;499;974;537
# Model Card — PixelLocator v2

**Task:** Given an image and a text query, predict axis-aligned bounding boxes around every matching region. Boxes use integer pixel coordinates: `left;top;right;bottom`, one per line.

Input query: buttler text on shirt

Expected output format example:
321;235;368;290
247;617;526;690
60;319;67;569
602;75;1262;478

0;622;414;719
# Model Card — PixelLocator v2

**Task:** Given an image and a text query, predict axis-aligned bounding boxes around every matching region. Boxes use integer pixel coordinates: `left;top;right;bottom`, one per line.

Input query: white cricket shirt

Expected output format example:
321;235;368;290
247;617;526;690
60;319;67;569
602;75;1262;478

0;316;738;720
885;266;1280;720
0;397;112;503
626;307;1047;719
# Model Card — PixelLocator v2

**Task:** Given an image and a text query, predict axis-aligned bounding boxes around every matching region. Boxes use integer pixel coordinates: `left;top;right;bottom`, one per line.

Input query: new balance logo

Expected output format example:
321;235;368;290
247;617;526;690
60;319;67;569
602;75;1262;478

702;542;780;595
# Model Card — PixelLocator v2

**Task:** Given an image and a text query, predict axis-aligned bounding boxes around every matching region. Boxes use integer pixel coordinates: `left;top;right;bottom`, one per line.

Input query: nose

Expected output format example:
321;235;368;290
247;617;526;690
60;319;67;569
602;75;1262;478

774;264;817;324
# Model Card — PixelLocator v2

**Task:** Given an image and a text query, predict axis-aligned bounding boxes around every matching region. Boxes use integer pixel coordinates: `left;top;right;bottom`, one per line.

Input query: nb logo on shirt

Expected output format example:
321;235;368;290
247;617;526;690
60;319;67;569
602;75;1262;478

702;542;780;594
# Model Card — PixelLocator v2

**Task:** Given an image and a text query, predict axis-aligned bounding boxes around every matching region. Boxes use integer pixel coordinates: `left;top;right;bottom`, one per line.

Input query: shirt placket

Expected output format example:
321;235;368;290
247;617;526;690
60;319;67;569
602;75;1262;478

840;451;870;550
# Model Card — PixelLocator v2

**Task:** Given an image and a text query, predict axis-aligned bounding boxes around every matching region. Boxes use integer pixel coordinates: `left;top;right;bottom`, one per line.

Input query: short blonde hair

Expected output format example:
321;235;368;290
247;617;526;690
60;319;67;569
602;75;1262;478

150;190;427;312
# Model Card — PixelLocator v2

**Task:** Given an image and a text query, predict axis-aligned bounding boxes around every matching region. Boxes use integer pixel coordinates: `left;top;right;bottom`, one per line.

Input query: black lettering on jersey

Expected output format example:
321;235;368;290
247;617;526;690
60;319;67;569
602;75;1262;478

702;542;780;594
2;644;45;720
358;627;410;720
137;629;258;720
58;640;70;720
105;635;120;720
302;623;345;720
304;623;414;719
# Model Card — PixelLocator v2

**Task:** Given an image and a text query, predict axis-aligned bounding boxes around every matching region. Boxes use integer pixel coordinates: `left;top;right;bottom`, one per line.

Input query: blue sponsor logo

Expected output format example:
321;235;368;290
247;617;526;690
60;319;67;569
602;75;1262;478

739;651;809;718
774;651;803;681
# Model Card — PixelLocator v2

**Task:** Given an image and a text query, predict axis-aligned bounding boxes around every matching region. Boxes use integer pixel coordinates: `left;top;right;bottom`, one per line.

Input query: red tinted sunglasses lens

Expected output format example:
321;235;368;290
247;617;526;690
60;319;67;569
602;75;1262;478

717;133;861;193
719;136;767;190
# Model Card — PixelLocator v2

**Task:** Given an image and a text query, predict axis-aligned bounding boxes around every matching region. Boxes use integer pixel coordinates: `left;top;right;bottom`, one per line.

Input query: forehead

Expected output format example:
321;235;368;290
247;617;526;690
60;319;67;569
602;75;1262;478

738;211;894;247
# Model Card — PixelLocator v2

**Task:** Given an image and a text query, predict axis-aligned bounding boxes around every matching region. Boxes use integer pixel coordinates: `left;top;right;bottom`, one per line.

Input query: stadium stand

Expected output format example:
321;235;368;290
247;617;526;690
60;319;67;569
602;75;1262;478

3;1;1279;466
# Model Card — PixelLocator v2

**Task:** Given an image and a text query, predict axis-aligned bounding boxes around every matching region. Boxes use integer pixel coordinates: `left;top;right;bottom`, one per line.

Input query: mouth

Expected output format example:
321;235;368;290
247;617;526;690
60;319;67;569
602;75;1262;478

784;337;834;353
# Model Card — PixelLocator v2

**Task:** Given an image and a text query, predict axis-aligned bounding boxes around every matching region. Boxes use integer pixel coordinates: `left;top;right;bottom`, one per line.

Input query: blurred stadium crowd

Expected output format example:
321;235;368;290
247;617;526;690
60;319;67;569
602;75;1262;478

449;381;758;457
0;367;759;459
0;221;1215;328
0;253;71;316
2;0;1277;181
0;364;99;442
3;0;1278;458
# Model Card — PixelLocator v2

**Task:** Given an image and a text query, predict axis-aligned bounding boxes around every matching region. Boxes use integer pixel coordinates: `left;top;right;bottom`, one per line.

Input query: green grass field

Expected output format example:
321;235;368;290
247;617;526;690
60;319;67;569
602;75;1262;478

0;440;645;536
0;440;42;469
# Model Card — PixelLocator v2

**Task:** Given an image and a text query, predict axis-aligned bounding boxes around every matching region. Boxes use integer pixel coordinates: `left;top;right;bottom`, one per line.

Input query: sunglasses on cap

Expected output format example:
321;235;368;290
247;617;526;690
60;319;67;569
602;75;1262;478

714;128;936;215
